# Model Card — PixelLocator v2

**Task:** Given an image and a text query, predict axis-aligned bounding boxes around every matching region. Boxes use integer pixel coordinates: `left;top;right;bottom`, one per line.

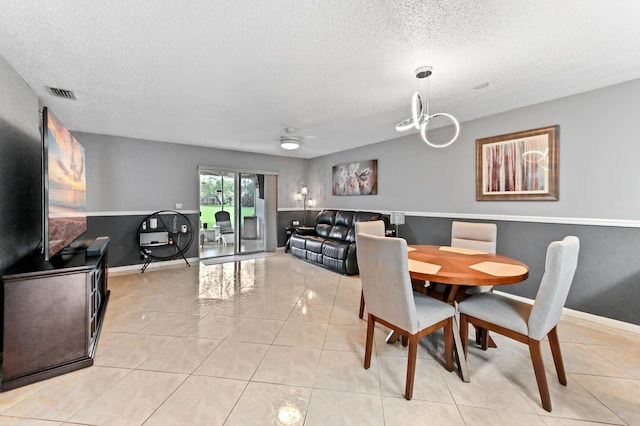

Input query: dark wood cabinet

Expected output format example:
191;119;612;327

1;245;110;391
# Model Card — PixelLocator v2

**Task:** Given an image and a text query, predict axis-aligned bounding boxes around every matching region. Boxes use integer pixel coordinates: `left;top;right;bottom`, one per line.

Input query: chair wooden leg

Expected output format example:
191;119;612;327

474;327;493;350
358;290;365;319
444;318;454;371
401;335;408;347
528;338;552;412
548;326;567;385
364;314;375;369
459;314;469;357
480;329;489;350
405;334;419;400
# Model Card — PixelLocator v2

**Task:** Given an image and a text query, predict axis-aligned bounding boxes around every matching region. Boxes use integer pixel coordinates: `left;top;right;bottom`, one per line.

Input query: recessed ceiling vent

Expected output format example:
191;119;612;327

46;86;76;100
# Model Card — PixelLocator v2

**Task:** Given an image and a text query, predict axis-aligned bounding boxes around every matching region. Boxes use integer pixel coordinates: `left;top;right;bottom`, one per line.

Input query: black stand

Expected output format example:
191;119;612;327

137;210;194;273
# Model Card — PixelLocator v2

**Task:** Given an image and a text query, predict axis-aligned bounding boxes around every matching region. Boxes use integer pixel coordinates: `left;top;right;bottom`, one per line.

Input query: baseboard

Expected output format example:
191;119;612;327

109;257;199;275
495;290;640;335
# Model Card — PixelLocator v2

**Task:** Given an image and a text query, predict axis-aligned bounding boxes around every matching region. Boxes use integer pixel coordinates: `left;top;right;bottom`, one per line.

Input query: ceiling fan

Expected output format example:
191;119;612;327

279;128;316;150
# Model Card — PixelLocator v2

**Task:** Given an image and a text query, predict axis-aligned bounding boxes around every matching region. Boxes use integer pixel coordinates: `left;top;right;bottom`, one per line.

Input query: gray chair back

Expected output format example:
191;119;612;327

528;236;580;340
451;221;497;253
452;221;497;293
355;220;385;242
356;233;418;333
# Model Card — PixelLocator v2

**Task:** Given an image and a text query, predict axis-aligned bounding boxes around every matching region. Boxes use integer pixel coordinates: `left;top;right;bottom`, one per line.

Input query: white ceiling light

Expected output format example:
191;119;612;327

280;136;301;150
396;66;460;148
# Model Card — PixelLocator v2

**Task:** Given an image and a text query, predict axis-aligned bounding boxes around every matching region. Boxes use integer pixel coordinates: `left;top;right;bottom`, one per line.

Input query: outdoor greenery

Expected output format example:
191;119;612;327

199;174;257;227
200;175;232;206
200;175;256;207
200;205;255;227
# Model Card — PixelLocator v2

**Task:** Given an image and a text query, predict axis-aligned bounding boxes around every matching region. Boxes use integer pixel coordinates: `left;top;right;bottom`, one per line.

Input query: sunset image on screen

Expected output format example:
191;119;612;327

46;110;87;257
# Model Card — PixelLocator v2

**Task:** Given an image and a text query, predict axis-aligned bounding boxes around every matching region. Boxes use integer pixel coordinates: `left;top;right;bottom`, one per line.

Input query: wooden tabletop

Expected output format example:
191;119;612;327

407;245;529;286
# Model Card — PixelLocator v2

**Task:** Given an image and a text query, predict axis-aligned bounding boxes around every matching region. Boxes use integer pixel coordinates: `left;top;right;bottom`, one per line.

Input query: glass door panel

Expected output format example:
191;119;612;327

239;173;264;254
199;170;236;258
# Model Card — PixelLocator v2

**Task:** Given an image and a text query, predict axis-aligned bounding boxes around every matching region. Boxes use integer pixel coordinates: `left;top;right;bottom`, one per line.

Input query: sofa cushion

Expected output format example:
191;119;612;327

307;250;323;263
316;210;337;226
328;225;350;241
290;246;306;258
335;211;354;228
289;234;307;250
323;256;345;273
305;236;325;254
316;223;333;238
322;239;350;260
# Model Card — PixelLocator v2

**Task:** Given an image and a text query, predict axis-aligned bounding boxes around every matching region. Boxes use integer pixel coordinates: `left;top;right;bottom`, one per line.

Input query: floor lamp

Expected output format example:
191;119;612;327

390;212;405;237
297;186;308;226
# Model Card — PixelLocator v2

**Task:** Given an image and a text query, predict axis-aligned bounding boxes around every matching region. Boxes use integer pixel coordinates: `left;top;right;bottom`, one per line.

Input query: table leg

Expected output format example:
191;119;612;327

445;285;460;304
452;315;470;382
476;327;497;350
386;330;400;344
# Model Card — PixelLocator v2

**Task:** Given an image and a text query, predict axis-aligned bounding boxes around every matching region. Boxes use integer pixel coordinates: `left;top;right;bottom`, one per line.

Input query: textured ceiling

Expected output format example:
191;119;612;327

1;1;640;158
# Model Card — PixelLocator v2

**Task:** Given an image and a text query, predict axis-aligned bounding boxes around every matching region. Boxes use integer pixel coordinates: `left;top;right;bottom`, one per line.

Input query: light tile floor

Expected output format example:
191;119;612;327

1;252;639;425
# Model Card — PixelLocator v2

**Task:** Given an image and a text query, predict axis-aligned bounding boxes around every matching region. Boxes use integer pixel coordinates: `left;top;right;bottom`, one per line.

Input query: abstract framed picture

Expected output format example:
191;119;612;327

332;159;378;196
476;125;558;201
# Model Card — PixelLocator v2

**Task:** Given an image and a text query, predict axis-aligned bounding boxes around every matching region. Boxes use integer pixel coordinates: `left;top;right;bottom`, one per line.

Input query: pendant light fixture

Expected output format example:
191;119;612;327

395;66;460;148
280;137;301;150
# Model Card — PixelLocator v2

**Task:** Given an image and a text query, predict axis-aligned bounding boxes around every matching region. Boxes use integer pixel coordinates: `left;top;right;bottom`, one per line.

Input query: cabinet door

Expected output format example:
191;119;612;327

3;273;88;381
89;266;105;349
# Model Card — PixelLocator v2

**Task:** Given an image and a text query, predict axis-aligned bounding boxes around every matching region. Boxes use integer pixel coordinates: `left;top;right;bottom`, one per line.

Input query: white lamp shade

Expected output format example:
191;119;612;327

390;212;405;225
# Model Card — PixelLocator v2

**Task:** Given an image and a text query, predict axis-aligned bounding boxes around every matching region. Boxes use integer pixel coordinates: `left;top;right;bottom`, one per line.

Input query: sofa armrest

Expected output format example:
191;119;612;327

294;226;316;236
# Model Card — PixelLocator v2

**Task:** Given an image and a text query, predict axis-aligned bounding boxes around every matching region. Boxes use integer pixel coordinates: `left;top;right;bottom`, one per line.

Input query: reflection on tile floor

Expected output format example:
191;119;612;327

1;251;639;425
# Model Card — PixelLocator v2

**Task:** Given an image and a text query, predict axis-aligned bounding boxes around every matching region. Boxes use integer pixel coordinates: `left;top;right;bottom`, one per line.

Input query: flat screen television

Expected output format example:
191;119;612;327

42;107;87;261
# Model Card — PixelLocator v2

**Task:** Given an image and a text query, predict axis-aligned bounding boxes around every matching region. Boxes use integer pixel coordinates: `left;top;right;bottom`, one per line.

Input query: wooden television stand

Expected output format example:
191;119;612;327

1;240;110;391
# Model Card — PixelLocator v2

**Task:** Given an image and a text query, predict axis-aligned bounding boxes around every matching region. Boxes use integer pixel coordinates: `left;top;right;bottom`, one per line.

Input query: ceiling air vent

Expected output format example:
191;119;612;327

46;86;76;100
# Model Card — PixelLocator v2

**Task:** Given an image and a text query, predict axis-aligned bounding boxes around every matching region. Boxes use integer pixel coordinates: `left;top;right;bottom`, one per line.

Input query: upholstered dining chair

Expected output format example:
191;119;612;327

449;221;498;347
451;221;497;294
457;236;580;412
355;220;386;319
356;233;456;400
214;210;234;246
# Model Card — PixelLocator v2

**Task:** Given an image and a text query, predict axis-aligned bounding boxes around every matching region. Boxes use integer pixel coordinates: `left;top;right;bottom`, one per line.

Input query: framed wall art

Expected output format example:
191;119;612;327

332;159;378;196
476;125;558;201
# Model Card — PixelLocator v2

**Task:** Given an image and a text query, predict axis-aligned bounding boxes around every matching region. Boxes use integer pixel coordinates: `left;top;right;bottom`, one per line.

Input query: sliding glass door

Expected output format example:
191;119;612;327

199;168;274;259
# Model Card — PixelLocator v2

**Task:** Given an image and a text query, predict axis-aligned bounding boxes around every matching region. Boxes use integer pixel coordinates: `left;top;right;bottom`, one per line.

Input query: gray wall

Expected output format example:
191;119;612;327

78;132;309;213
75;132;309;266
306;79;640;325
0;56;41;274
0;56;42;353
308;79;640;220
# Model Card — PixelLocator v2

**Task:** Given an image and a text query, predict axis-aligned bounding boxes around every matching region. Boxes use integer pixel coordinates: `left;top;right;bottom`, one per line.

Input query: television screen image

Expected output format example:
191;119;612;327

43;107;87;261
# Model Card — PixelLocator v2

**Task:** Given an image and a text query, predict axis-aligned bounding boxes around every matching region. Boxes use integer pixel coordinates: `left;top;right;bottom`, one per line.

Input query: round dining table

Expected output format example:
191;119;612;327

394;244;529;382
407;244;529;303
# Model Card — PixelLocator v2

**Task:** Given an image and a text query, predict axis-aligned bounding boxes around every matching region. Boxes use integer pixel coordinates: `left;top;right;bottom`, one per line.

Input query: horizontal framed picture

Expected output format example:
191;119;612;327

476;125;558;201
332;159;378;196
292;220;300;226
